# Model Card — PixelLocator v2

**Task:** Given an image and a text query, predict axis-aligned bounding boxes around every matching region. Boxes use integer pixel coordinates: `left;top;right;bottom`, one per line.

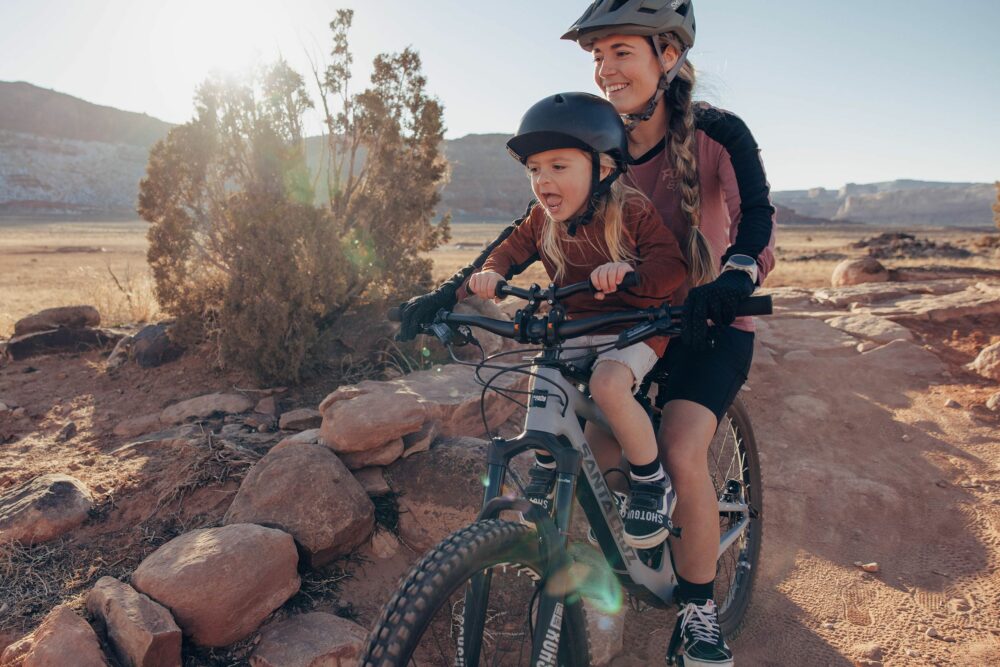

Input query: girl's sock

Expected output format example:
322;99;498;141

534;452;556;469
629;458;666;484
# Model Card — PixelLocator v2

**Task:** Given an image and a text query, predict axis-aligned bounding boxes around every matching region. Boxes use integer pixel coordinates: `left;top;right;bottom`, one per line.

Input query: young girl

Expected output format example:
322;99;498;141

466;92;688;549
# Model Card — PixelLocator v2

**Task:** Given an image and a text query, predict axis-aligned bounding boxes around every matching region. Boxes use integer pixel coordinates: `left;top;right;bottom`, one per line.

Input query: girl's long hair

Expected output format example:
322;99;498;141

539;153;644;282
656;37;717;286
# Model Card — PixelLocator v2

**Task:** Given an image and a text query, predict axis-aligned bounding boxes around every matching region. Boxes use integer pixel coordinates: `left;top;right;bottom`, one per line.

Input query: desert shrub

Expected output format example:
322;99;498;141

138;12;449;383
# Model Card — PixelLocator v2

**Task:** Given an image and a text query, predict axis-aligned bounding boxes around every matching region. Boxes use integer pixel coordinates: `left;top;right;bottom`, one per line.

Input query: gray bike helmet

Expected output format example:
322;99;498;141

507;92;629;236
562;0;696;50
563;0;696;126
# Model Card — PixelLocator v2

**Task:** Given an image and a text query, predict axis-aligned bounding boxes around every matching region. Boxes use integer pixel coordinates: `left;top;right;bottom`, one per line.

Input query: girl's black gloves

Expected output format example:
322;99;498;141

396;284;458;341
682;270;755;351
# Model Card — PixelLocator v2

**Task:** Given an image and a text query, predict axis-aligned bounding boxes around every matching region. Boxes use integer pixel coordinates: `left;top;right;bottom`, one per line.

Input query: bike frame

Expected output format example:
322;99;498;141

458;345;753;666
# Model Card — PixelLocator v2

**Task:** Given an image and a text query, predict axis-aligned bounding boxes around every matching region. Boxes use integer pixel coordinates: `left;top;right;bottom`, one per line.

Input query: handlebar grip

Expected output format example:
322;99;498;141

619;272;639;288
494;279;508;298
736;295;772;317
387;307;402;322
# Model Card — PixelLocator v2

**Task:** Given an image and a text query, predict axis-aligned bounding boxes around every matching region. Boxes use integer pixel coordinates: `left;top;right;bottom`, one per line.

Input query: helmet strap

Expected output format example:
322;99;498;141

567;152;624;237
623;40;691;132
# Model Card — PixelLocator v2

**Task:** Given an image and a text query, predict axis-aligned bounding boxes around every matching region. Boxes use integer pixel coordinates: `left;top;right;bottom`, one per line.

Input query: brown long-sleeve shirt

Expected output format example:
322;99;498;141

480;198;688;356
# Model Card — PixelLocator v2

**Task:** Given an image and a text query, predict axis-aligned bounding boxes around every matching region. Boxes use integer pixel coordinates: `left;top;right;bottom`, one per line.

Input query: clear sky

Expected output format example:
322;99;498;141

1;0;998;190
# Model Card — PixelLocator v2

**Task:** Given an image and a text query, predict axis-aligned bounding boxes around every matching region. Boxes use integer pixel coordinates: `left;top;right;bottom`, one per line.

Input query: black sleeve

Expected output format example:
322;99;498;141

439;200;539;290
696;106;775;264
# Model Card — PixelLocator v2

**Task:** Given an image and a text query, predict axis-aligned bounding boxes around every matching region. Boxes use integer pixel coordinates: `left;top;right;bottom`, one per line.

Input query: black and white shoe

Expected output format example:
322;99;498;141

587;490;629;545
623;480;676;549
518;464;556;524
674;599;733;667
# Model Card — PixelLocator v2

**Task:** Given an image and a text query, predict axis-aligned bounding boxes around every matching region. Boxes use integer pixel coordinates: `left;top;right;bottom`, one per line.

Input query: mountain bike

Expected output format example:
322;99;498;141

364;274;771;666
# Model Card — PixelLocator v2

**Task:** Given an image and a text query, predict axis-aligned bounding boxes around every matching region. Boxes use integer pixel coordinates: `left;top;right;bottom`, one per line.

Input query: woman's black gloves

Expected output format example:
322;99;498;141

681;270;755;351
395;283;458;341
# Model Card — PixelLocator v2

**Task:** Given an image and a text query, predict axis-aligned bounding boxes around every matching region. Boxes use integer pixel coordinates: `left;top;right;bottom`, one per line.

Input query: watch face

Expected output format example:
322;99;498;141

728;255;755;268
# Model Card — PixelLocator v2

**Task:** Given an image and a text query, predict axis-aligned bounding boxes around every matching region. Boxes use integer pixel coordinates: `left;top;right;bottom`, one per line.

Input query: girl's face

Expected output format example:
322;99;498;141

591;34;678;115
527;148;609;223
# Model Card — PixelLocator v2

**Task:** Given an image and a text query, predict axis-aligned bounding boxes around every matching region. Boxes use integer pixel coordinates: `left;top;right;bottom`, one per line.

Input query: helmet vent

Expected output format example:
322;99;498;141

610;0;630;11
638;7;656;13
675;3;689;17
554;94;565;103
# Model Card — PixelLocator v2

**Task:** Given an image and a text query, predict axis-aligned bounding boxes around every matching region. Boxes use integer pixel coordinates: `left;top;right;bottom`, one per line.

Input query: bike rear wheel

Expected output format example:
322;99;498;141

362;519;591;667
711;395;763;638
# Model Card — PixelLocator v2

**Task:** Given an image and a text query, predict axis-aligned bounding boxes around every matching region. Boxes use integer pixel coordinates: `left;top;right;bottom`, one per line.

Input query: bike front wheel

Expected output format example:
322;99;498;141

711;395;764;638
362;519;591;667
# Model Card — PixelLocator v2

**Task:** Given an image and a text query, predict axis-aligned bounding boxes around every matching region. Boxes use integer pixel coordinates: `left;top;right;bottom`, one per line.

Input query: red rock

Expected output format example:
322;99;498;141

112;414;163;439
255;396;278;416
159;393;254;425
85;577;181;667
319;385;425;453
831;257;889;288
352;467;390;496
224;443;374;568
0;474;93;545
278;408;322;431
14;306;100;336
131;524;300;647
339;438;404;470
249;612;368;667
0;605;108;666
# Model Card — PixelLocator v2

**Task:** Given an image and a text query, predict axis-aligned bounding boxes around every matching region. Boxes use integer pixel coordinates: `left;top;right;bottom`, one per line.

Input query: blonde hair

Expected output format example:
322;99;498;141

538;153;644;282
655;37;717;286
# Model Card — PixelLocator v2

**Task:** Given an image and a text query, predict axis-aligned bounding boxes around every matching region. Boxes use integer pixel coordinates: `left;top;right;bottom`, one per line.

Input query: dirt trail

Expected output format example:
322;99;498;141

606;299;1000;666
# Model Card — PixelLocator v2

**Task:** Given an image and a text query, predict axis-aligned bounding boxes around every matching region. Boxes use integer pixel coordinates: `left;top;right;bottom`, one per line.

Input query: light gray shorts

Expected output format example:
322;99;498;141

560;335;659;394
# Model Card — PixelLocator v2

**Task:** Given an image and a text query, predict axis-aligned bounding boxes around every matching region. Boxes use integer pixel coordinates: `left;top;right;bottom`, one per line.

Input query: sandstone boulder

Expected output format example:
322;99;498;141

831;257;889;287
339;438;405;470
278;408;322;431
85;577;181;667
249;612;368;667
0;474;93;545
223;443;374;568
319;385;426;454
388;436;488;551
401;421;438;458
131;524;300;647
14;306;100;336
272;429;321;452
967;341;1000;381
159;393;253;425
823;314;913;343
352;467;391;496
0;605;108;667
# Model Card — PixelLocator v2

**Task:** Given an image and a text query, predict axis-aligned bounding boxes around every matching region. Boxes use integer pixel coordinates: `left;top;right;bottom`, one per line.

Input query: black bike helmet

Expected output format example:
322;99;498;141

562;0;696;127
506;92;630;236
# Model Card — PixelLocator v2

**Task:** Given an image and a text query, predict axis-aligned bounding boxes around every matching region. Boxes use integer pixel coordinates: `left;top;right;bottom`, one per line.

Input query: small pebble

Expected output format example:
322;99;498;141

943;399;960;409
905;649;920;658
853;561;880;573
822;622;835;630
926;627;938;638
901;434;912;442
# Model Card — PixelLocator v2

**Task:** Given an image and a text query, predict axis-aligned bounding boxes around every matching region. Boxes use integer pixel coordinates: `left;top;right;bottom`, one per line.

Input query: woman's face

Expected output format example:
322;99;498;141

591;34;678;115
526;148;607;223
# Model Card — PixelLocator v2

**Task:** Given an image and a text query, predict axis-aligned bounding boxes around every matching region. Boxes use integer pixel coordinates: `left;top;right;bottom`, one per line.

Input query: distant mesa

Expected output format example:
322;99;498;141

0;81;995;227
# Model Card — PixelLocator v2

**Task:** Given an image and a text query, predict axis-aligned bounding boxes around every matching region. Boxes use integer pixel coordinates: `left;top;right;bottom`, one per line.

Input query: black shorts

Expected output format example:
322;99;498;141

650;327;755;423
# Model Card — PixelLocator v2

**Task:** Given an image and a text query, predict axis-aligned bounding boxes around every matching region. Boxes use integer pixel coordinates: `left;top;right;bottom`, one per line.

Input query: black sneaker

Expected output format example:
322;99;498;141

518;464;556;523
623;480;676;549
674;599;733;667
587;490;629;545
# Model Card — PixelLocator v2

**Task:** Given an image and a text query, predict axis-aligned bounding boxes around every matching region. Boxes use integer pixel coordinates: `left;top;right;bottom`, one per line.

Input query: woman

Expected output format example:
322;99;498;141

397;2;776;665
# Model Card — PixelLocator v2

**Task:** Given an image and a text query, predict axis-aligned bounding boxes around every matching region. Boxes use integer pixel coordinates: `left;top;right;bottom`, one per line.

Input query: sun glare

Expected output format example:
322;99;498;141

149;0;288;98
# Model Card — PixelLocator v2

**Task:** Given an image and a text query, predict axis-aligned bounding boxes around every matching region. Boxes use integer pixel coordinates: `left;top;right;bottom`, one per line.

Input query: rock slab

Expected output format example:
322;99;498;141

14;306;100;336
159;393;254;425
0;604;108;667
278;408;322;431
85;577;181;667
968;341;1000;381
0;474;93;545
224;443;374;568
249;612;368;667
131;524;300;647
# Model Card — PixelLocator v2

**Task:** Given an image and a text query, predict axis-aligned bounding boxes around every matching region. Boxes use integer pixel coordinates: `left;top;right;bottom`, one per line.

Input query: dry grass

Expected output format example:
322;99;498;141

0;219;160;337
